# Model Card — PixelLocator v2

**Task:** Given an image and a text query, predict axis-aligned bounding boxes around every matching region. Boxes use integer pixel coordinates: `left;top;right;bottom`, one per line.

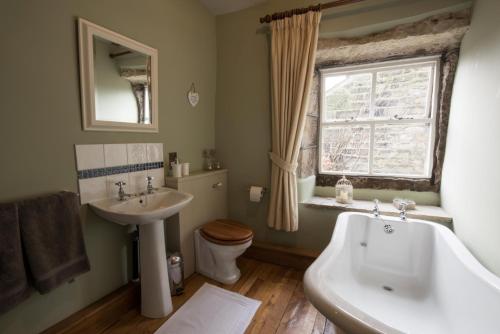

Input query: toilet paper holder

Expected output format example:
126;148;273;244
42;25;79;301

246;187;267;194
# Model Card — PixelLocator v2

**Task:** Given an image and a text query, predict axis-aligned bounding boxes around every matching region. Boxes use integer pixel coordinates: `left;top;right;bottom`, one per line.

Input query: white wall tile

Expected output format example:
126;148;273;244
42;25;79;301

106;173;130;199
75;145;105;171
78;177;107;204
127;143;147;164
147;143;164;163
147;168;165;188
129;171;148;194
104;144;128;167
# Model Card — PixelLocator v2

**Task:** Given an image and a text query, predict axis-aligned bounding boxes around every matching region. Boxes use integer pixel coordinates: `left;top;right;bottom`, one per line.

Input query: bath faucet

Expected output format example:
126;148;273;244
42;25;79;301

372;199;380;217
399;202;408;222
146;176;156;194
115;181;133;201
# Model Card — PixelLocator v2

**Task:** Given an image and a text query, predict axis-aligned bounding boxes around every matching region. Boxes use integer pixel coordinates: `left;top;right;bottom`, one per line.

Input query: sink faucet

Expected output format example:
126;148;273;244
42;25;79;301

115;181;133;201
146;176;156;194
372;199;380;217
399;202;408;222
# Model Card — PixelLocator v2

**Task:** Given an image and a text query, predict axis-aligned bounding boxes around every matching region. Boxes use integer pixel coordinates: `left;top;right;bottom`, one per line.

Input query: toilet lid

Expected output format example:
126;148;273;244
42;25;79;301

201;219;253;245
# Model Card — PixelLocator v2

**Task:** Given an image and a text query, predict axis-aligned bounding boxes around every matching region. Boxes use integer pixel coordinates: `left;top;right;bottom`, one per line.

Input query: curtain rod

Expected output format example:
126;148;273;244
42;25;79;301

259;0;366;23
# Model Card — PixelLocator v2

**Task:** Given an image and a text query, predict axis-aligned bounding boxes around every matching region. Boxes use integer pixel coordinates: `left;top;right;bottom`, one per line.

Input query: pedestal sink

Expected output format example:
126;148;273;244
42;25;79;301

89;187;193;318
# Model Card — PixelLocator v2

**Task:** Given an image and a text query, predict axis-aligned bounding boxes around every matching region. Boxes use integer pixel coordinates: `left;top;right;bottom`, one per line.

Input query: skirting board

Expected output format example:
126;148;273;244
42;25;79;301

243;241;320;271
41;282;140;334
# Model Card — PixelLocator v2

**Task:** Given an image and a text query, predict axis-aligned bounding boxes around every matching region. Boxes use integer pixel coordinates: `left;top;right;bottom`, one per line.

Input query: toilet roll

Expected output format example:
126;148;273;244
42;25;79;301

181;162;190;176
249;186;264;202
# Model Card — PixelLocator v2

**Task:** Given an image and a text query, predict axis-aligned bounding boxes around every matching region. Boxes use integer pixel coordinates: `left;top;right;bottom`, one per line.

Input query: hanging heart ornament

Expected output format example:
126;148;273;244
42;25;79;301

187;83;199;107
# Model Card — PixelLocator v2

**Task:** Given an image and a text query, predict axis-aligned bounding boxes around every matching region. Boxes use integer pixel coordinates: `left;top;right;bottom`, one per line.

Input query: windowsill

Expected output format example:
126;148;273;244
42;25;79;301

302;196;452;225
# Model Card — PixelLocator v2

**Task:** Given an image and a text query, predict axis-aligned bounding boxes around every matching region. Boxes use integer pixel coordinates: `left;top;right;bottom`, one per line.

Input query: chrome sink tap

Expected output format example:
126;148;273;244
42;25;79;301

146;176;156;194
400;202;408;222
372;199;380;218
115;181;133;201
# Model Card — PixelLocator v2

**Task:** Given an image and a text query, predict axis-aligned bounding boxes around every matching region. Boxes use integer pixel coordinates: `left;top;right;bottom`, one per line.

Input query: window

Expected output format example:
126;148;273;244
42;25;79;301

319;56;439;179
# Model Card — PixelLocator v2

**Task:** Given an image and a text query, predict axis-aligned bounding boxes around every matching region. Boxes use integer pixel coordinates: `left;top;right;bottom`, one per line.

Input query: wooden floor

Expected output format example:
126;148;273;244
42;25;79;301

102;257;345;334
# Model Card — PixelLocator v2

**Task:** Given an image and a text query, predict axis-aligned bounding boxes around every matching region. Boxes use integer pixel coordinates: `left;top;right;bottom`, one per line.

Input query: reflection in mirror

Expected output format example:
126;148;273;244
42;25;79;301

93;37;152;124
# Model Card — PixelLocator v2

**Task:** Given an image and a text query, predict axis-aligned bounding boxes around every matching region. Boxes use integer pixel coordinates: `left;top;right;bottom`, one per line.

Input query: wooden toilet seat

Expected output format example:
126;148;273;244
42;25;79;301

200;219;253;246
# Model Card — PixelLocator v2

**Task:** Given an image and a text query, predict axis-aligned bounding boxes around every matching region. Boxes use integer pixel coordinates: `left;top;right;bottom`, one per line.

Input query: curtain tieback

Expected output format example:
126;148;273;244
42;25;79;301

269;152;297;173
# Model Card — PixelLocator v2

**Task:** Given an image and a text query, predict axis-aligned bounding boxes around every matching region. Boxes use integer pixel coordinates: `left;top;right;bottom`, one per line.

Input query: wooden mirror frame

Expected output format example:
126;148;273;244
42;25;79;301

77;18;159;133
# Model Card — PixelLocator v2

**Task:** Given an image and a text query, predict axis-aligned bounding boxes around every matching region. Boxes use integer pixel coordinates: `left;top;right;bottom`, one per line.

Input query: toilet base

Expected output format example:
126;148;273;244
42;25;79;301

197;266;242;285
194;229;251;285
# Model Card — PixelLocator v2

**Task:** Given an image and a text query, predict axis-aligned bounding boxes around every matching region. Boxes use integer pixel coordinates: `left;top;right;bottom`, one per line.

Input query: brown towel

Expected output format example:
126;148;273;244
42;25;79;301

19;191;90;294
0;203;31;314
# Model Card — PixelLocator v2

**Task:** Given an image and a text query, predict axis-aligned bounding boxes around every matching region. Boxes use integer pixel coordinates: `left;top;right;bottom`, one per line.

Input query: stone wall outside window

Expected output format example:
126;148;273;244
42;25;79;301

297;9;470;192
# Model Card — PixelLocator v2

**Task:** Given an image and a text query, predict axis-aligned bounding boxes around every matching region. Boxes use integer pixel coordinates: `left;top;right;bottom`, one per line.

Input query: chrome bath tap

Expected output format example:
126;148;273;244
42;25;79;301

372;199;380;217
399;202;408;222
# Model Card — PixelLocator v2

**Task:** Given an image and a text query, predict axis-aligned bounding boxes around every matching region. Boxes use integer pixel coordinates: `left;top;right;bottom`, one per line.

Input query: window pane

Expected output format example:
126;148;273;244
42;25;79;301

324;73;372;121
321;125;370;174
373;123;431;176
375;66;432;119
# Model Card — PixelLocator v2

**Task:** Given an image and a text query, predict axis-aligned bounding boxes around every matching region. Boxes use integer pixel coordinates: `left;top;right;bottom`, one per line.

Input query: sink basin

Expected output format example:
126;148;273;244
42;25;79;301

90;187;193;225
89;187;193;319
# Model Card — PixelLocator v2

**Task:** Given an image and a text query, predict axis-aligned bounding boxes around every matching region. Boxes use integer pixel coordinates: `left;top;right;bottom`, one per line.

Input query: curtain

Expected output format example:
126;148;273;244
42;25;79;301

267;11;321;232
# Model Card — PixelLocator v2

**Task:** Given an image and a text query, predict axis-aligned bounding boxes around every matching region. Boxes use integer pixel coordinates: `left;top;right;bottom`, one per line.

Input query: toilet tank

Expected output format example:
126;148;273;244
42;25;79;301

165;169;228;277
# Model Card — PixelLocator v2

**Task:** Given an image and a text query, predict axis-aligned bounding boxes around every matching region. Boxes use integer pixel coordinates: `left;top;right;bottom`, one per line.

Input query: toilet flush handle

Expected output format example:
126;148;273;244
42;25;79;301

212;182;223;189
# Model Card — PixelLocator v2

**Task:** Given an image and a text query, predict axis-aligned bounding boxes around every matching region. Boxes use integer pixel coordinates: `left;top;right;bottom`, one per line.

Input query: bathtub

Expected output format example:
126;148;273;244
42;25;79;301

304;212;500;334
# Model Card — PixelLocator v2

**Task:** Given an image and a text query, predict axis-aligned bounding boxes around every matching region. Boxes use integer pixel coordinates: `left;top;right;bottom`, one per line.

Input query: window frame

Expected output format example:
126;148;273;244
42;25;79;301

318;55;441;179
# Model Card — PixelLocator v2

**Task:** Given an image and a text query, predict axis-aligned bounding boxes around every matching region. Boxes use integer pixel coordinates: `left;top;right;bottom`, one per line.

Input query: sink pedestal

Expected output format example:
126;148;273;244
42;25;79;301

139;220;172;318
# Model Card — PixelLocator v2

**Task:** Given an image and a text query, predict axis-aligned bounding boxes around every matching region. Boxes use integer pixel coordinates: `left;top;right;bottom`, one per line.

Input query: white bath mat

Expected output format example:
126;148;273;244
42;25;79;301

154;283;261;334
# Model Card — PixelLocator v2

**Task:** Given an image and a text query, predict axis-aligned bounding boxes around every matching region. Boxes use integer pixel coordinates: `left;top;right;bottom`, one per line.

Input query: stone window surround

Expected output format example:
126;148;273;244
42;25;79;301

297;9;471;192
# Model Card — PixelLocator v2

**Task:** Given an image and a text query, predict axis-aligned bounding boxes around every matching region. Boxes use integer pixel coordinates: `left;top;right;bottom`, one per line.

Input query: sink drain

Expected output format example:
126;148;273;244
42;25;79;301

383;286;393;292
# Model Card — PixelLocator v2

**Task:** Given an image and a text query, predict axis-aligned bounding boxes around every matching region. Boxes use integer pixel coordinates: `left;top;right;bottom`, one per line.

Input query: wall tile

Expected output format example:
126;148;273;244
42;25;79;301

75;144;105;171
129;171;148;194
76;143;165;200
104;144;128;167
106;173;129;199
127;143;147;164
147;168;165;188
147;143;163;163
78;176;107;204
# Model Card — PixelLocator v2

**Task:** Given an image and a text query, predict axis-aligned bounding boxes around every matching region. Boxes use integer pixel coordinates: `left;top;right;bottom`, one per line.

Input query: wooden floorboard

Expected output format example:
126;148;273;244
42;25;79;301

312;312;327;334
94;257;344;334
276;281;318;334
42;283;140;334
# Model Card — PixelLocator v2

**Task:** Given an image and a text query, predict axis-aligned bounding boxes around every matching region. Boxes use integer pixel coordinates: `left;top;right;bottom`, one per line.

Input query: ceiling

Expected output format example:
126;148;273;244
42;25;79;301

199;0;268;15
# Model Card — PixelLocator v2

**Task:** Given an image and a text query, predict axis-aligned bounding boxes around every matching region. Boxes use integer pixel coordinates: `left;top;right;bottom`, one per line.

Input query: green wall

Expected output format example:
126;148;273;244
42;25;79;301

215;0;471;250
441;0;500;276
0;0;216;333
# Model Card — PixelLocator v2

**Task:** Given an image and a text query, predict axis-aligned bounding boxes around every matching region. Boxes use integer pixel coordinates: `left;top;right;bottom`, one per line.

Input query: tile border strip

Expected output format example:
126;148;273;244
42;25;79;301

77;161;164;179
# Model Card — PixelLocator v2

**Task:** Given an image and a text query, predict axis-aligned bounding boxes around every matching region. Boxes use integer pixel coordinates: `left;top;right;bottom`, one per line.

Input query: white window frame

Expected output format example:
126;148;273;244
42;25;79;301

318;56;440;179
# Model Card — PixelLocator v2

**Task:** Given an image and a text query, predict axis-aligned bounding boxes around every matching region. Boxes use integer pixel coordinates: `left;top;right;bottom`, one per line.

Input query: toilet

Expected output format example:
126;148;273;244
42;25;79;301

194;219;253;284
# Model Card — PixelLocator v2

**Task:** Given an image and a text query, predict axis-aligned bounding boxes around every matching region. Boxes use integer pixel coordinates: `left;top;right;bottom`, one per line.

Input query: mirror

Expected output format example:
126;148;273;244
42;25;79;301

78;18;158;132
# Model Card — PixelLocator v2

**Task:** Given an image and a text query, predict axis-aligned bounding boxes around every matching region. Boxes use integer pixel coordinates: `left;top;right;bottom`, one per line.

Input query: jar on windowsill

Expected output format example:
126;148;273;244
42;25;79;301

335;176;353;204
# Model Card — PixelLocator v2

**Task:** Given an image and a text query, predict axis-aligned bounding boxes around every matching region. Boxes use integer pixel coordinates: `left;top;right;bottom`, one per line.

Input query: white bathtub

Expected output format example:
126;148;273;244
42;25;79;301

304;212;500;334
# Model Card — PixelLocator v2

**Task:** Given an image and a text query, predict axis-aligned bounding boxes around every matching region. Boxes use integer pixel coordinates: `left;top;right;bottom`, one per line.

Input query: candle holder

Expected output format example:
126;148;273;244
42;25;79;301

335;176;353;204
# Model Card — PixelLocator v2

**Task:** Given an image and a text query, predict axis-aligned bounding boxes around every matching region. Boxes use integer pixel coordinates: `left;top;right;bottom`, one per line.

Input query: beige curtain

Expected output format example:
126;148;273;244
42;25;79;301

267;11;321;232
